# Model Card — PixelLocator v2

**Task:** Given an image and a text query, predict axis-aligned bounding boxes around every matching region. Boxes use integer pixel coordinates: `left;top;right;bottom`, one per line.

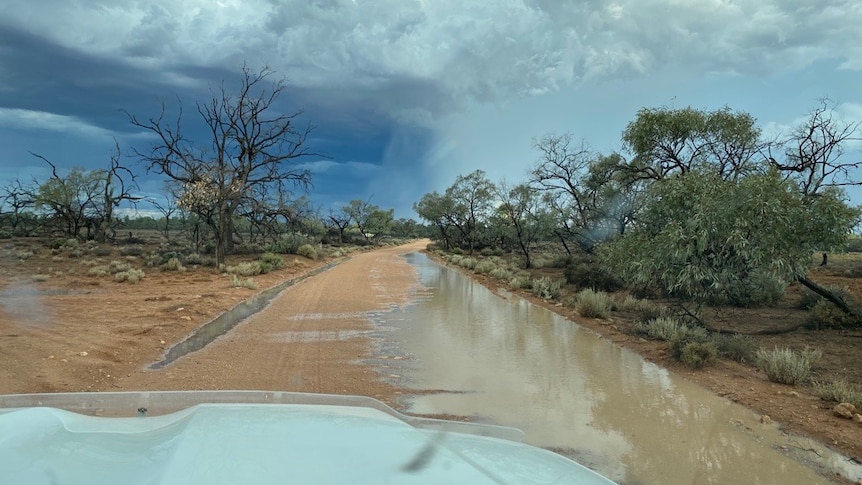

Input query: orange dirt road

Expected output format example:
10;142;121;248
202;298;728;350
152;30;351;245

117;241;427;403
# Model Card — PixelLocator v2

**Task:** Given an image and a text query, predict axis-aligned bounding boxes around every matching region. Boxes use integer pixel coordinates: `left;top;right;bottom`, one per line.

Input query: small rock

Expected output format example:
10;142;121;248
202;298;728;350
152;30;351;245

180;316;192;321
79;351;88;357
59;358;68;363
760;415;772;425
854;413;862;424
833;402;857;419
160;340;166;344
789;391;799;397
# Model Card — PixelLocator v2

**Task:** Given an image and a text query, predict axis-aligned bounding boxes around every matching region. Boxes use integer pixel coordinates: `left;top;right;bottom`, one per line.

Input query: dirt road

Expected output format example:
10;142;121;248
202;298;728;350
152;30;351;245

117;241;426;402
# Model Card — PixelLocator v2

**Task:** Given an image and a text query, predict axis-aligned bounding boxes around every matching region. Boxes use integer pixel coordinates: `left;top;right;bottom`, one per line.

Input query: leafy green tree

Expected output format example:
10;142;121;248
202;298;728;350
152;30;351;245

345;199;394;241
493;182;552;268
600;170;860;308
414;191;455;249
620;106;763;181
34;165;103;239
444;170;495;253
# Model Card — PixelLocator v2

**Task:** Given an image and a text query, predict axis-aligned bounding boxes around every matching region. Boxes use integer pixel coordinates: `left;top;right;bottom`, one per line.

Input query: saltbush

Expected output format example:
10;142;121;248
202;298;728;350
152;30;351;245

710;333;756;363
810;299;857;329
573;289;613;319
812;379;862;410
680;341;718;369
297;244;318;260
531;277;562;300
489;267;511;281
162;257;186;272
508;276;532;290
756;347;821;385
227;262;263;276
474;260;496;274
231;275;258;290
114;269;145;283
459;257;477;270
259;252;284;272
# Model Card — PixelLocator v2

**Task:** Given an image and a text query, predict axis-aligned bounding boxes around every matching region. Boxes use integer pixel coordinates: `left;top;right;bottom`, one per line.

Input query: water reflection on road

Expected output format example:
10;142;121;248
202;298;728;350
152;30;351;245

374;252;854;485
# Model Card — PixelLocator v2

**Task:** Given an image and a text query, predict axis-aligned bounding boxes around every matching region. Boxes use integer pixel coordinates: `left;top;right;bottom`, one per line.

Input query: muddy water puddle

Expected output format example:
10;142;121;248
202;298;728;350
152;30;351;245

373;252;861;485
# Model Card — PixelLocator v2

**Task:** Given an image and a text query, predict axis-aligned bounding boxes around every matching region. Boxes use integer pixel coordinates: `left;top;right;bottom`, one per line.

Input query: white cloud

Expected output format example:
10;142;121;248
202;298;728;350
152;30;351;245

5;0;859;115
0;108;115;138
298;159;381;174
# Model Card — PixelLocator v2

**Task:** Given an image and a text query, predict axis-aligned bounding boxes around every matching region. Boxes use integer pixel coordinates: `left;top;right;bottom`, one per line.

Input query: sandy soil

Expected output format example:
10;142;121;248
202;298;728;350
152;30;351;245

1;237;861;483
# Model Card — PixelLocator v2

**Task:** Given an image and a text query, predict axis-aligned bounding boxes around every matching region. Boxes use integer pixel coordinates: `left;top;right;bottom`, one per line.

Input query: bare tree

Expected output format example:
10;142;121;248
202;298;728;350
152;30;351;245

326;207;352;244
768;99;862;196
1;178;38;236
128;65;315;267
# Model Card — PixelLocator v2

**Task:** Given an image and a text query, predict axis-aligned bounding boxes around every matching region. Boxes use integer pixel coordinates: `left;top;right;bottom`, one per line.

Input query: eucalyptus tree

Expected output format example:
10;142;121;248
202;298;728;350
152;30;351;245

493;182;553;268
128;65;314;266
601;169;860;314
620;106;764;181
529;133;636;252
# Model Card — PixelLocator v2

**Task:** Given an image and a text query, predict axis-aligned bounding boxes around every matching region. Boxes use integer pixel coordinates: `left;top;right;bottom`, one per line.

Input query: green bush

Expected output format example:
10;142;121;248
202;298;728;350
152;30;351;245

231;275;258;290
480;248;494;257
711;333;756;363
846;236;862;253
564;263;623;292
162;257;186;272
270;233;317;254
720;270;787;307
184;252;204;265
227;261;263;276
259;252;284;272
459;257;477;270
297;244;318;260
812;379;862;409
31;274;50;282
680;341;718;369
617;296;667;322
810;300;857;328
574;289;613;319
755;347;821;385
119;245;144;256
531;277;562;300
489;267;511;281
509;276;532;290
474;260;496;274
114;269;145;283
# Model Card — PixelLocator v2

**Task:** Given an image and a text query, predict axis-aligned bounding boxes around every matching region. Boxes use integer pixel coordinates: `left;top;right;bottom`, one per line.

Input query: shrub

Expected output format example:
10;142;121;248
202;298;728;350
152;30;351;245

259;252;284;271
16;250;34;260
480;248;494;257
271;233;315;254
184;252;204;265
710;333;756;363
813;379;862;410
489;267;511;281
574;289;613;319
755;347;821;385
721;270;787;307
617;296;667;322
297;244;318;260
564;263;623;292
231;275;258;290
31;274;50;282
119;245;144;256
531;277;562;300
680;341;718;369
88;266;110;277
162;257;186;272
451;247;464;255
226;262;263;276
114;269;145;283
810;300;857;328
91;246;112;257
108;260;132;273
474;260;496;274
459;257;477;270
550;255;572;268
509;276;532;290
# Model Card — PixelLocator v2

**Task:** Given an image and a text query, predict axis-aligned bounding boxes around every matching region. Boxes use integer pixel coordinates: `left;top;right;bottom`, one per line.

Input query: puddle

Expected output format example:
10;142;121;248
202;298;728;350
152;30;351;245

375;252;862;485
266;329;377;343
149;260;343;369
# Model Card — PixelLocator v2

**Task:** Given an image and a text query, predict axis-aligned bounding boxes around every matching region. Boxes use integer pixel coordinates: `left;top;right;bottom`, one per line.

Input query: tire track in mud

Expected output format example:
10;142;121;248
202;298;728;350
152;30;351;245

119;242;427;402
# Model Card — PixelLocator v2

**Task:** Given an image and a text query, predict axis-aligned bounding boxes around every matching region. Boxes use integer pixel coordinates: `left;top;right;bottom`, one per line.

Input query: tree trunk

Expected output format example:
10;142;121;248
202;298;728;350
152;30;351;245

796;274;856;317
